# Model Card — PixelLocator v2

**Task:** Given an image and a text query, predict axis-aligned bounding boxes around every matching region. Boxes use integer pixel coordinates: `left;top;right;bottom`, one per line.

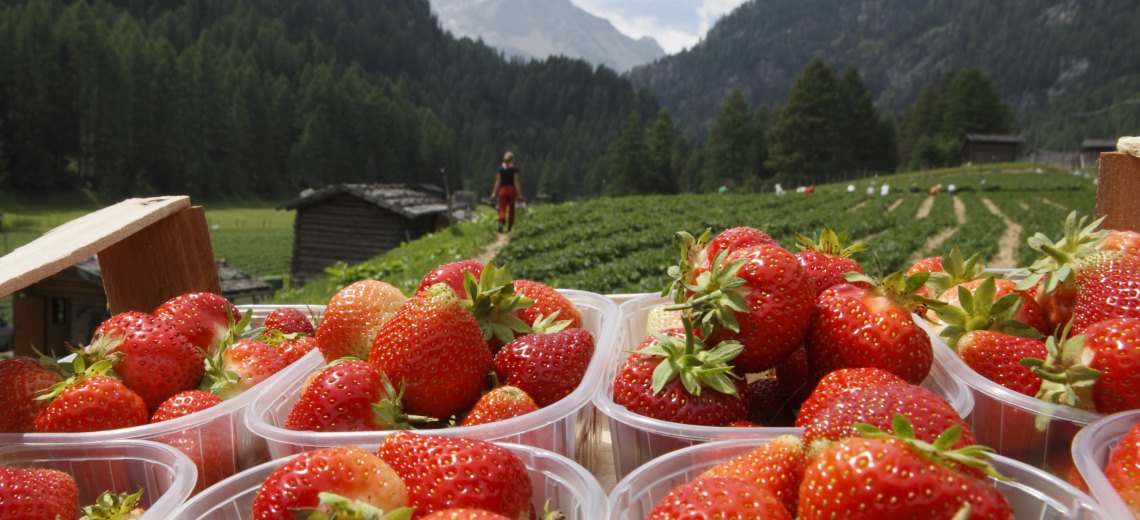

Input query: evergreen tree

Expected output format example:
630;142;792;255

646;108;679;194
766;56;845;183
702;89;755;192
603;110;649;196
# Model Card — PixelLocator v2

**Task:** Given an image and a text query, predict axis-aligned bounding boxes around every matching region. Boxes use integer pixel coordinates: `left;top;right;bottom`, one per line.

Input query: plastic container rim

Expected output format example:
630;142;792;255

1071;409;1140;519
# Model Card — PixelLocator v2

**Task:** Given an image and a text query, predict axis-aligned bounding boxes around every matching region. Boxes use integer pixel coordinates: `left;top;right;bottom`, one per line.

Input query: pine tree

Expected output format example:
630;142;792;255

702;89;755;192
646;108;679;194
766;56;845;184
603;110;649;196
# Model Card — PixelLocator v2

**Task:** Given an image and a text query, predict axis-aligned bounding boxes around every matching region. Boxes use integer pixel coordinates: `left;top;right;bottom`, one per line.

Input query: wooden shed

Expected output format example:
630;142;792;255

1081;139;1117;169
11;257;273;357
961;134;1026;164
278;184;449;284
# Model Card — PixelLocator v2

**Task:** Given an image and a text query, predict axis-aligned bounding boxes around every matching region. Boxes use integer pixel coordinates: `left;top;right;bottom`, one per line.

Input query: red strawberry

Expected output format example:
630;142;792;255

418;259;485;298
798;415;1012;520
34;359;148;433
703;226;778;265
285;360;422;432
150;389;223;423
697;435;806;515
612;330;747;426
369;284;492;419
0;357;63;433
932;277;1049;338
153;292;240;354
90;310;205;412
460;385;540;426
801;383;974;454
1025;318;1140;414
1070;252;1140;332
513;279;582;331
202;339;288;400
794;226;867;295
1099;229;1140;256
0;466;79;520
804;273;934;384
377;431;532;519
1106;422;1140;518
421;509;511;520
795;367;905;428
315;279;407;361
262;307;315;336
493;316;594;407
252;446;410;519
275;335;318;365
918;246;987;299
744;376;796;426
957;330;1046;396
774;346;812;405
907;255;945;298
648;477;791;520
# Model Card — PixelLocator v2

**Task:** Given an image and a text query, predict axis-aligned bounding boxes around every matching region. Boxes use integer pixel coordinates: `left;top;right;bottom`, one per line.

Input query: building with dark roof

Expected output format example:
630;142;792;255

961;134;1026;164
1081;139;1118;169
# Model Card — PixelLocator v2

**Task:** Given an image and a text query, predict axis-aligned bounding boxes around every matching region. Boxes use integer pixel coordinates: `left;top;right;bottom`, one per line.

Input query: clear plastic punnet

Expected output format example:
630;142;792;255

593;293;974;482
1072;409;1140;520
609;437;1107;520
175;441;609;519
0;439;198;520
244;290;618;469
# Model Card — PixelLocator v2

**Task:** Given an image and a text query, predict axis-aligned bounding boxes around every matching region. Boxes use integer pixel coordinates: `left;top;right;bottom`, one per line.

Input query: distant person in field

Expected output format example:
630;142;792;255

489;151;524;233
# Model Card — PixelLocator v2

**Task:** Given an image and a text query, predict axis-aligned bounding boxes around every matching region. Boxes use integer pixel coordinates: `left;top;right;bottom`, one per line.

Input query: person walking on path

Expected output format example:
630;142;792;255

489;151;524;233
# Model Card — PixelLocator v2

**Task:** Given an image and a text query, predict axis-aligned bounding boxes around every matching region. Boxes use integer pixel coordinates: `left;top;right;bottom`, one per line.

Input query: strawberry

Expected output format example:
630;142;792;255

697;435;806;515
957;330;1047;396
34;358;148;433
316;279;407;361
794;367;905;427
377;431;532;519
773;346;813;406
149;389;223;423
920;245;987;298
794;226;868;295
612;330;747;425
262;307;316;336
744;375;796;426
932;276;1049;339
369;284;493;419
285;360;425;432
493;314;594;407
153;292;240;354
0;466;79;520
648;476;791;520
1025;318;1140;414
252;446;410;520
0;357;63;432
80;490;146;520
461;265;536;352
1069;251;1140;332
1105;422;1140;518
460;385;540;426
421;509;511;520
702;226;779;265
275;335;318;364
907;254;945;298
512;279;582;331
202;339;288;400
644;304;683;335
798;415;1012;520
418;259;485;298
1099;229;1140;256
804;272;934;384
800;382;974;454
89;311;205;412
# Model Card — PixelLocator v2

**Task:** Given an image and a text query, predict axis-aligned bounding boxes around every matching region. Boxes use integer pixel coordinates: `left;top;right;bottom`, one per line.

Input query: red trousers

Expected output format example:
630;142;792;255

498;185;517;227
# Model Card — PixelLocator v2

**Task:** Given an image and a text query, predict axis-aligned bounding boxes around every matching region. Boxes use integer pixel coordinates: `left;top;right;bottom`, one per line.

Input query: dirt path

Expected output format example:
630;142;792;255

908;196;966;264
473;232;511;265
1019;201;1030;211
982;197;1022;268
915;196;935;219
847;200;870;213
886;198;905;213
1041;198;1068;211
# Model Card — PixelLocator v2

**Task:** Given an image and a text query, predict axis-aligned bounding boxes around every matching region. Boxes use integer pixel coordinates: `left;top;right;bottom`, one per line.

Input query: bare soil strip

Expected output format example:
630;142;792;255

915;196;935;219
1019;201;1030;211
1041;198;1068;211
847;200;870;213
474;232;511;265
982;197;1022;268
886;198;905;213
908;196;966;264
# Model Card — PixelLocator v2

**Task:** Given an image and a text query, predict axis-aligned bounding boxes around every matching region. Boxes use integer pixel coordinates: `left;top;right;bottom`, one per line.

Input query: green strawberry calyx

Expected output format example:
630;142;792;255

795;226;867;258
36;354;119;402
925;245;987;297
528;311;572;335
639;316;743;397
79;489;144;520
200;343;242;398
933;276;1044;350
371;372;437;429
1013;211;1108;294
462;264;534;343
1020;326;1098;416
666;243;750;338
844;271;943;313
291;492;414;520
663;229;713;304
855;414;1007;481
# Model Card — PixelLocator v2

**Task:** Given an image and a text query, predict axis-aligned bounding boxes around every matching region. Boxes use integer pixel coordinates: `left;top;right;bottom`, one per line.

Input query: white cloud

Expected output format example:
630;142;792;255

696;0;745;35
571;0;750;54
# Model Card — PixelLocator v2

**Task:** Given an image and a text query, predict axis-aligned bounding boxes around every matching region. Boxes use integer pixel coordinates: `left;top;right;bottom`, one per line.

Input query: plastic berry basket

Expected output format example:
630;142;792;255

1072;409;1140;519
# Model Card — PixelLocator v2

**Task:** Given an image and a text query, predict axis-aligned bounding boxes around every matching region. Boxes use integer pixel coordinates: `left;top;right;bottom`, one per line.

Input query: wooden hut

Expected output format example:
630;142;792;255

1081;139;1117;169
961;134;1026;164
278;184;449;285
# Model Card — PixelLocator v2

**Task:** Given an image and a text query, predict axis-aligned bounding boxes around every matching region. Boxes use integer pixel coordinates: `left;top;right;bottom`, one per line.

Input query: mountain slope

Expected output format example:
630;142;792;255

630;0;1140;147
432;0;664;72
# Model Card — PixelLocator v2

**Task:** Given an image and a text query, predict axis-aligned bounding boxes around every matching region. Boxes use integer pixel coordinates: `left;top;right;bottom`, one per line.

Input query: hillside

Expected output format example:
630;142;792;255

630;0;1140;148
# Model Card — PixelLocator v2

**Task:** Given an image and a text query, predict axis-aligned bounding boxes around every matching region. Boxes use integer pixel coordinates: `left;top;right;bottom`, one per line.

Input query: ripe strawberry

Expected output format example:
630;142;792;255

418;259;485;298
1098;229;1140;256
801;383;974;454
702;226;779;265
957;330;1046;396
252;446;410;519
1025;318;1140;414
648;477;791;520
377;431;531;519
153;292;240;354
1069;252;1140;332
461;265;536;352
285;360;423;432
262;307;315;336
150;389;223;423
34;359;148;433
794;226;867;295
90;310;205;412
804;272;934;384
794;367;905;428
774;346;813;405
612;330;747;425
907;254;944;298
798;415;1012;520
0;466;79;520
316;279;407;361
275;335;318;365
1105;422;1140;518
202;339;288;400
460;385;540;426
513;279;582;331
931;276;1049;339
918;246;987;299
697;435;806;515
369;284;492;419
493;315;595;407
744;376;796;426
0;357;63;432
421;509;511;520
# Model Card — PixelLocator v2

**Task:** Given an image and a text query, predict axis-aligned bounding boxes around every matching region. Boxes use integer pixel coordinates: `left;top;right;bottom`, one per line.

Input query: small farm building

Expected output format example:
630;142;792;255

961;134;1026;164
1081;139;1117;169
279;184;449;285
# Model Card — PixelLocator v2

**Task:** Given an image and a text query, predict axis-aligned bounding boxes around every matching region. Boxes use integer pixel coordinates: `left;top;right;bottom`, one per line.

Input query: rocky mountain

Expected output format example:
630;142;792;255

431;0;665;72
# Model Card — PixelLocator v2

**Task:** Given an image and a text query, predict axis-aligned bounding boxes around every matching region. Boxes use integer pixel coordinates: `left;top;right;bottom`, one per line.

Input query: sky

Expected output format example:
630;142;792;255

570;0;750;54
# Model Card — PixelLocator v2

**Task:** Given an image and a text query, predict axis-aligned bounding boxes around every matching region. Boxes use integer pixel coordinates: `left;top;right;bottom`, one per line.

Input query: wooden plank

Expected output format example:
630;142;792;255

0;196;191;298
13;296;45;357
98;206;220;314
1095;151;1140;232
